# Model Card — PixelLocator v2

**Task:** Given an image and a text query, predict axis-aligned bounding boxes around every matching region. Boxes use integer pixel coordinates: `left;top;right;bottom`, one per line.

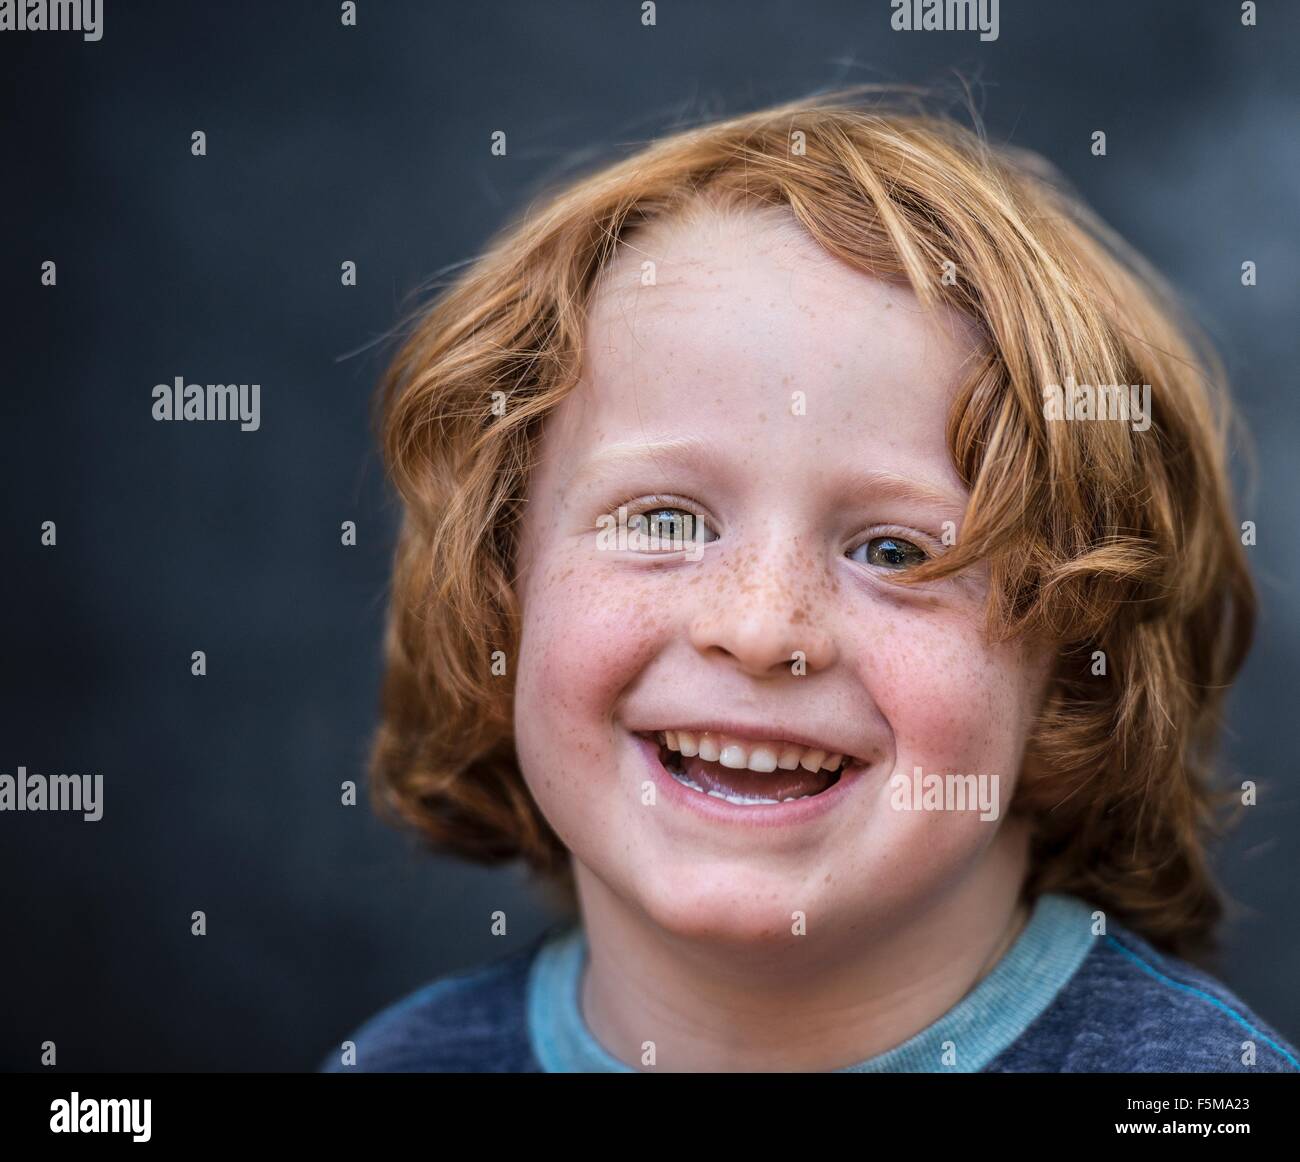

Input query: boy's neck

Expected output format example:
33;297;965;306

572;816;1033;1072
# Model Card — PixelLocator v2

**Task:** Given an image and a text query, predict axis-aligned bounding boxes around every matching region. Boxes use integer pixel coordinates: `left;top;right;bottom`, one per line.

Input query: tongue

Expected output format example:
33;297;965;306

683;754;835;800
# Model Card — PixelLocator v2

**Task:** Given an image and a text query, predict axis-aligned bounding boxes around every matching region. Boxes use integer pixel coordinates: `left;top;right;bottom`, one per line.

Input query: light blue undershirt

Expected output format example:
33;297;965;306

526;891;1095;1072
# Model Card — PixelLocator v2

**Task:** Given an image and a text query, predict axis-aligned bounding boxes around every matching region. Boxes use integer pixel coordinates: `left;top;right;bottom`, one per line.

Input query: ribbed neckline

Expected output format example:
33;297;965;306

526;892;1096;1072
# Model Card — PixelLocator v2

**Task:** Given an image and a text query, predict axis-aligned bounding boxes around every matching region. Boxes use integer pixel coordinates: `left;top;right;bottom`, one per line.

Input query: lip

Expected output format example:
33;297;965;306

631;731;867;828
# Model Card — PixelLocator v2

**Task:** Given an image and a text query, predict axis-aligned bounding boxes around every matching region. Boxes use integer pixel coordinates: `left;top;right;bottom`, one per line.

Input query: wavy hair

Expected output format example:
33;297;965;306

368;89;1255;959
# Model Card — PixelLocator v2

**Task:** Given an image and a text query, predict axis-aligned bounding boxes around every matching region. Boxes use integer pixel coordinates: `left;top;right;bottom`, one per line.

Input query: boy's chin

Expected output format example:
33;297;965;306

628;864;853;947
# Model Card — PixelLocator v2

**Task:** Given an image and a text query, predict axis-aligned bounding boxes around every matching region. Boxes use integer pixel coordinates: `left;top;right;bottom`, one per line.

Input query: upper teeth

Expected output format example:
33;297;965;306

656;730;850;774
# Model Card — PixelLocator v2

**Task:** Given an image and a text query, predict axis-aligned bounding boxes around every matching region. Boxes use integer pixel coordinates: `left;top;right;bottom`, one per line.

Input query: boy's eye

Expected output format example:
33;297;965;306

627;507;716;546
851;535;929;570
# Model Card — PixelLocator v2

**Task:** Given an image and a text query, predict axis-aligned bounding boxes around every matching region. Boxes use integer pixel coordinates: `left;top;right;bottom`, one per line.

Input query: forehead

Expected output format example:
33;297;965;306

546;204;980;494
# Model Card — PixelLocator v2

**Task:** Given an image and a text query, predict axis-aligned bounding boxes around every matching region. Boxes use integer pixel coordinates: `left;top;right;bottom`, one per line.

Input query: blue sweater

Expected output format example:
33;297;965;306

318;893;1299;1072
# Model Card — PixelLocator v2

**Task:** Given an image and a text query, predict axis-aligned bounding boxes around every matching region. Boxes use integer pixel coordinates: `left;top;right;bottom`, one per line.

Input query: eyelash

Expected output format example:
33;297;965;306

607;496;937;569
614;494;719;545
846;527;934;571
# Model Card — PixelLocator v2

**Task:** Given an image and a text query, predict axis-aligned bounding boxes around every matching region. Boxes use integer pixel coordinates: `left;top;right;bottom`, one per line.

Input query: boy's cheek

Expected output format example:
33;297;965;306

857;621;1038;776
517;569;669;728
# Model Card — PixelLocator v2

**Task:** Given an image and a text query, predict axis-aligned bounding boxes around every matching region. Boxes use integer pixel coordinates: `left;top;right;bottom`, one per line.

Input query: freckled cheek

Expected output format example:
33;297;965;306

857;620;1030;774
516;565;668;726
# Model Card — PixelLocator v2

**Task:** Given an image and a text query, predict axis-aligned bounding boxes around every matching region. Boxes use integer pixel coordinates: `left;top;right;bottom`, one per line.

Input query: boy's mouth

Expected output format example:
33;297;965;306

642;729;858;806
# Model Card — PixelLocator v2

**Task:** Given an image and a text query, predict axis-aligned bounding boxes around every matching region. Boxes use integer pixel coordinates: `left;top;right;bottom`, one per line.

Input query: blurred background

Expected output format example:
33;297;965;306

1;0;1296;1069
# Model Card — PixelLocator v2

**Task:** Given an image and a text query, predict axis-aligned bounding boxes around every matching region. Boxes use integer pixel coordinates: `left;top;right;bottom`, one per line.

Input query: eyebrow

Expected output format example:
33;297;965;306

562;436;715;496
563;439;964;513
836;469;966;513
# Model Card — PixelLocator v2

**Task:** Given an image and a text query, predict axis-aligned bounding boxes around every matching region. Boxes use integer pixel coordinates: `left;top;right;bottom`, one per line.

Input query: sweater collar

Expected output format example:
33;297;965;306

526;892;1095;1072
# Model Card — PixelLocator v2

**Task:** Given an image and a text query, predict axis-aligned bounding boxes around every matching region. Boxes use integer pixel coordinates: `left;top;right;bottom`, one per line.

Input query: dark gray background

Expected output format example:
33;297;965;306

1;0;1296;1070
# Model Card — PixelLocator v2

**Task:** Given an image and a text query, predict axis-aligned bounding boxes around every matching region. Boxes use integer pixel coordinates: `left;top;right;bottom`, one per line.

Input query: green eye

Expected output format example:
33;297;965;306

628;508;716;547
854;535;928;570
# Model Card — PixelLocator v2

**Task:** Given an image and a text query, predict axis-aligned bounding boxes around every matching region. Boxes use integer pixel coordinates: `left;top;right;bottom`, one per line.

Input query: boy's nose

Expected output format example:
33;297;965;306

686;546;839;679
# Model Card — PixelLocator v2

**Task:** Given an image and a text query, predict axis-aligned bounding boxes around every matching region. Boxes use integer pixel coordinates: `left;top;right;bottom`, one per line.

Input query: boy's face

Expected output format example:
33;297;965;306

513;206;1052;944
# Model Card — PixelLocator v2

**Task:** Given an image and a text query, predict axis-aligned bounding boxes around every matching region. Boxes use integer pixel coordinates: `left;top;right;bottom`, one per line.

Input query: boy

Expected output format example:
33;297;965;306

321;94;1296;1072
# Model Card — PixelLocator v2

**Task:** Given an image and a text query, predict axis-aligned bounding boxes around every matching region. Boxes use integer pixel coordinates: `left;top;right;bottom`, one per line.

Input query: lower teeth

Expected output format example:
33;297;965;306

664;756;822;805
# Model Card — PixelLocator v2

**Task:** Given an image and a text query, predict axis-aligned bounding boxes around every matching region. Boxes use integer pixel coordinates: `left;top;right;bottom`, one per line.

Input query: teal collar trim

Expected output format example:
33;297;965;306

526;892;1096;1072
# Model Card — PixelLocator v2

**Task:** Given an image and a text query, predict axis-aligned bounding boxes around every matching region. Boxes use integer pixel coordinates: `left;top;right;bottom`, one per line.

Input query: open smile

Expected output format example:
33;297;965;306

632;729;869;825
652;729;857;804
